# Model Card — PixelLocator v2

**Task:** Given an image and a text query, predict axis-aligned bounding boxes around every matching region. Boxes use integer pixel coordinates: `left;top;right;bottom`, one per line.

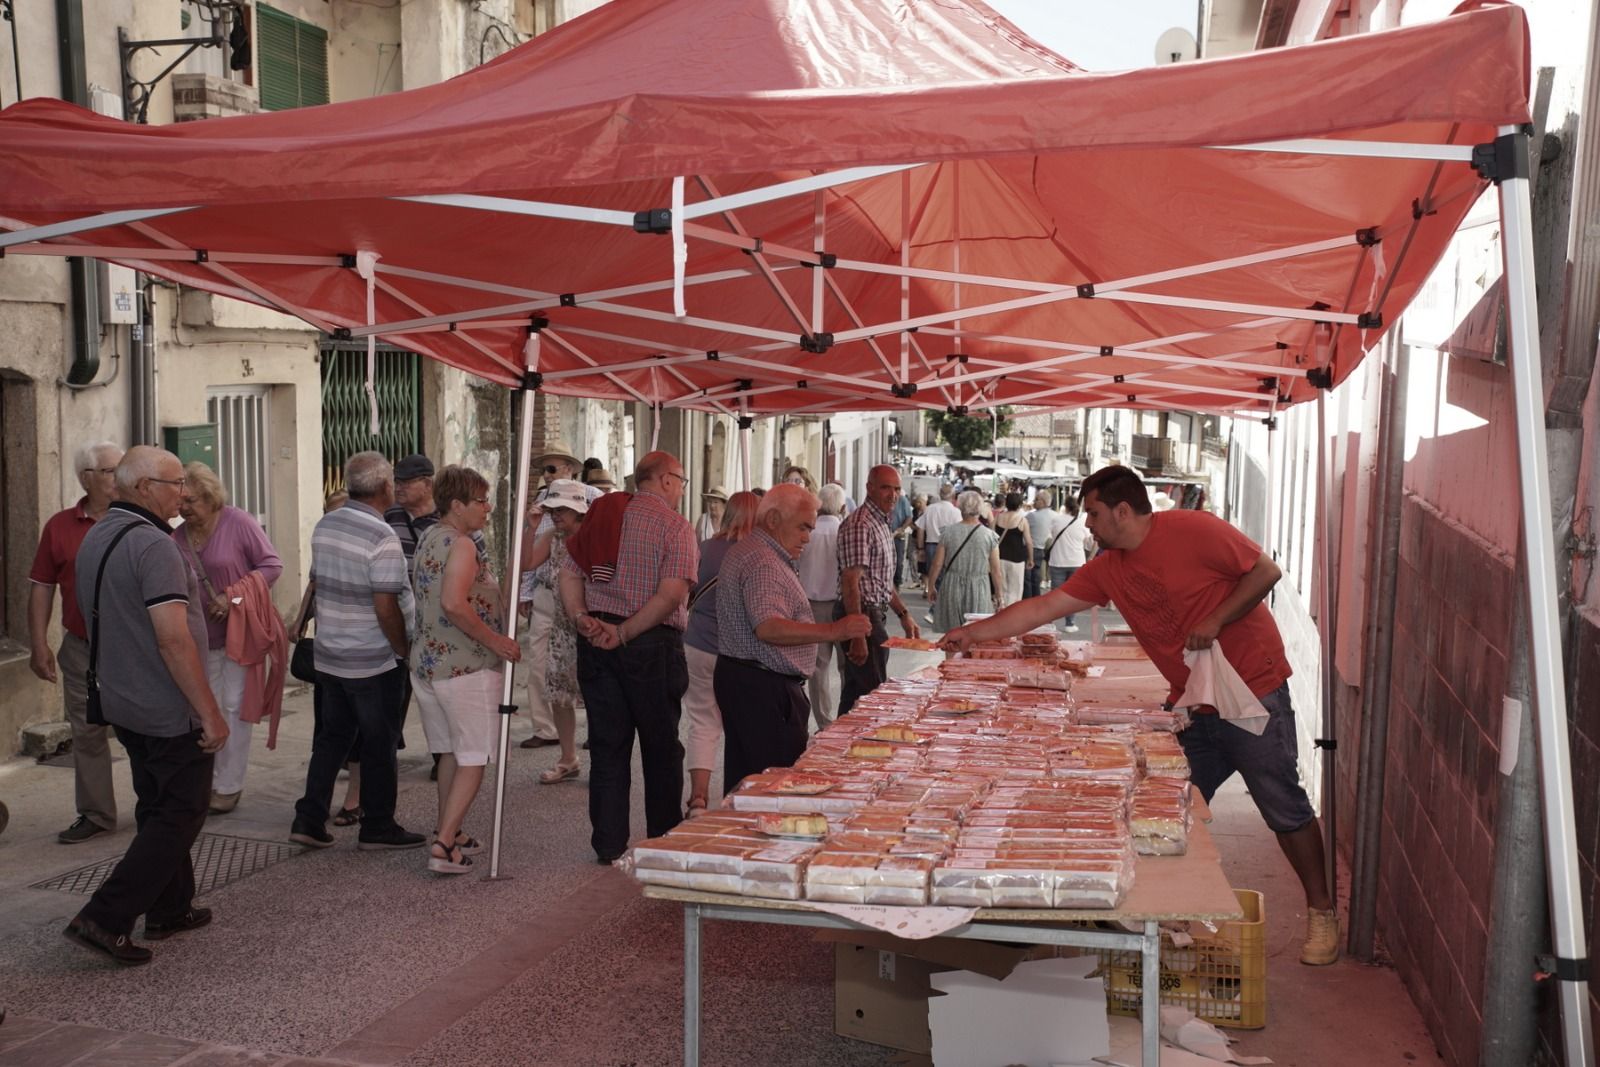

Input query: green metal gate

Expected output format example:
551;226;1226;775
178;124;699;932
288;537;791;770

319;340;422;497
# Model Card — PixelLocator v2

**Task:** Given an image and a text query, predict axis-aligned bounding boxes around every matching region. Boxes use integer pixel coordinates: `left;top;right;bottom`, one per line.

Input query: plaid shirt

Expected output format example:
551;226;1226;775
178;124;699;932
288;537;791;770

717;529;814;677
837;498;895;606
563;489;698;630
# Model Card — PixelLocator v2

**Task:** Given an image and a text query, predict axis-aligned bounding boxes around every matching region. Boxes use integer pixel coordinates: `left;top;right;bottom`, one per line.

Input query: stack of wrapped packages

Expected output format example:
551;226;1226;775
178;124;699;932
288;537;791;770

626;634;1195;910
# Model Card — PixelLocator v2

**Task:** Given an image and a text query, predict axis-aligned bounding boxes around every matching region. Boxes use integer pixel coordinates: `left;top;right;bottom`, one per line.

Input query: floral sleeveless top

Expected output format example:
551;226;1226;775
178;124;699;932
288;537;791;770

410;523;504;681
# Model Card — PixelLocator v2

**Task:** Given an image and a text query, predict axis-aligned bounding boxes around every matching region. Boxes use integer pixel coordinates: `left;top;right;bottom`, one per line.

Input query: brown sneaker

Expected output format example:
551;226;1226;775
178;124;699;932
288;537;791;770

207;791;241;815
1301;907;1340;965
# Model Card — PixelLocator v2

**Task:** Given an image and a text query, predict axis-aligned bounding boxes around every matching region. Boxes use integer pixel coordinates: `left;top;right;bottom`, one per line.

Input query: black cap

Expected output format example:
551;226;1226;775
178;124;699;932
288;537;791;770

394;454;434;481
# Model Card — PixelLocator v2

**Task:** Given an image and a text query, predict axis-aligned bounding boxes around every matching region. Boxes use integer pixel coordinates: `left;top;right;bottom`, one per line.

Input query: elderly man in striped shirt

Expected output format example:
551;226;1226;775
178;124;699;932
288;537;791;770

715;485;870;791
560;451;699;864
835;464;920;714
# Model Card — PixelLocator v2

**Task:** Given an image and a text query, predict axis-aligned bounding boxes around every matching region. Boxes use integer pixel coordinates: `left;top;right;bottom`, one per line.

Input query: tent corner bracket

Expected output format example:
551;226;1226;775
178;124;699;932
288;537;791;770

1472;132;1530;185
633;209;672;234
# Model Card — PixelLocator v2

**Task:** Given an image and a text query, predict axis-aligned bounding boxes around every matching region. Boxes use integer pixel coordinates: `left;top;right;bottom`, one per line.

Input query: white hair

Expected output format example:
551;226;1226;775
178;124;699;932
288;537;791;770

1034;490;1053;509
956;490;985;518
114;445;174;492
345;451;393;499
939;483;955;501
817;483;846;516
74;440;122;474
757;483;816;526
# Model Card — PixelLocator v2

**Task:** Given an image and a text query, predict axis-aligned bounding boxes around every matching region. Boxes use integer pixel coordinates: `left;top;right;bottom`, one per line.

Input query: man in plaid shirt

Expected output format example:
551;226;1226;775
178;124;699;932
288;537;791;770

560;451;698;864
715;485;870;790
835;464;920;713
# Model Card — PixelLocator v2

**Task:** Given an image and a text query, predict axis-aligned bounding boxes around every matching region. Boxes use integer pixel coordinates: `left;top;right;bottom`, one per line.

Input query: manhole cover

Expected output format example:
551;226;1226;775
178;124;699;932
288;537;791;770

31;833;305;897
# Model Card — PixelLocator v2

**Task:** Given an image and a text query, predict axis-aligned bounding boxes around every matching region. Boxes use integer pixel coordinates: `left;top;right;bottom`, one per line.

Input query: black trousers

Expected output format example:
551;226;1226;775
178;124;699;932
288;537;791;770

296;665;405;830
577;625;688;859
715;657;809;793
77;727;212;936
833;601;889;716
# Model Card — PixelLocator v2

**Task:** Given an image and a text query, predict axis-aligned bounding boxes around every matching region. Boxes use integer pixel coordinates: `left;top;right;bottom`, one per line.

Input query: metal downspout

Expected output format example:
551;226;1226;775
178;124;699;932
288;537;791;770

55;0;99;386
1348;334;1410;960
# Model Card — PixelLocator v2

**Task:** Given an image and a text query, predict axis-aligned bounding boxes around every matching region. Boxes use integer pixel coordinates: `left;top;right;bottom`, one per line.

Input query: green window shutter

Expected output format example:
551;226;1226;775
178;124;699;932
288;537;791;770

257;4;329;111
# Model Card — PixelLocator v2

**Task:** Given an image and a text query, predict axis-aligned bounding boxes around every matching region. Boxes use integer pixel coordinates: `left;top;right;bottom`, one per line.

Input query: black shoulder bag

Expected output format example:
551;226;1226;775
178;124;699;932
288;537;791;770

934;526;979;590
84;523;140;726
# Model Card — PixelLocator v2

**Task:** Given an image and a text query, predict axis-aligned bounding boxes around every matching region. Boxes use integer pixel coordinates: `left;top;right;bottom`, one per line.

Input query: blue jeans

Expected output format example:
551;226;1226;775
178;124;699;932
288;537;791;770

577;626;688;859
296;665;405;831
1178;682;1315;833
1024;547;1047;599
1048;566;1079;626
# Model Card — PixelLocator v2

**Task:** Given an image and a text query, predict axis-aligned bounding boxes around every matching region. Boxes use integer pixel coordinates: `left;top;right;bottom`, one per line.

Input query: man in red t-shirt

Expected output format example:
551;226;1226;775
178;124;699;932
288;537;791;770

29;441;125;844
942;465;1338;966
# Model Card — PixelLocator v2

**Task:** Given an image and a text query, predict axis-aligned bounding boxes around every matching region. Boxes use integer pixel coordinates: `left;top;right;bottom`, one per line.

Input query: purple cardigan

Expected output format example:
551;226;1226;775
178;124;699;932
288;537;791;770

173;505;283;650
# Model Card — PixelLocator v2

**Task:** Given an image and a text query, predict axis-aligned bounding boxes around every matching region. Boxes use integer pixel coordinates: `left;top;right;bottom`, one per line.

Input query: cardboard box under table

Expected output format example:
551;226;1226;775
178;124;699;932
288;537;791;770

641;816;1240;1067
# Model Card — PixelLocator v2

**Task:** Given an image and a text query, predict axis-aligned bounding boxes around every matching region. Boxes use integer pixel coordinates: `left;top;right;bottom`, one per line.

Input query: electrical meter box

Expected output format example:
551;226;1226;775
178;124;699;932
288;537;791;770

162;424;218;468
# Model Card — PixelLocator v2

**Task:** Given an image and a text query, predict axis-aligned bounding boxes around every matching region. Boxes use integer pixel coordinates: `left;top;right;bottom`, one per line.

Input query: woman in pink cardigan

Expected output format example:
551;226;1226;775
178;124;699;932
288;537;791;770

173;462;283;815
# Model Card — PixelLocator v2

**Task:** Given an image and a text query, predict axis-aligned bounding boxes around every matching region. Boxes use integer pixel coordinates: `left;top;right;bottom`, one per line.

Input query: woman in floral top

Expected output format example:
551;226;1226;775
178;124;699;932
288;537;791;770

409;465;521;875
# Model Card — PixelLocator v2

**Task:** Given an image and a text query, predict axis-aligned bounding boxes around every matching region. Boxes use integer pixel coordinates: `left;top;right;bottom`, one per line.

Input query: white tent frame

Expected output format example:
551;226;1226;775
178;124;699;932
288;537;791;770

2;127;1589;1066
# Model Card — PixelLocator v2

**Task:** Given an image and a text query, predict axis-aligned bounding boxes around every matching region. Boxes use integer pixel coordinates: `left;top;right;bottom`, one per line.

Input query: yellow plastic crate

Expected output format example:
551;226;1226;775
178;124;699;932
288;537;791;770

1098;888;1266;1029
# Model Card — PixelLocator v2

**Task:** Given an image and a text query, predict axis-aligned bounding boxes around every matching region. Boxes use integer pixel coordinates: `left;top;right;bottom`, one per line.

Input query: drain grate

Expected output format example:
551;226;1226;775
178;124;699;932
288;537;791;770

31;832;305;897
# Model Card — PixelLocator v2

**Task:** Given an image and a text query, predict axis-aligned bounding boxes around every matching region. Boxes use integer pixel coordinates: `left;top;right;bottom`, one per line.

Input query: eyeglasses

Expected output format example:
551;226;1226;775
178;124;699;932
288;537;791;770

145;477;187;488
661;472;686;487
543;465;562;475
82;467;117;476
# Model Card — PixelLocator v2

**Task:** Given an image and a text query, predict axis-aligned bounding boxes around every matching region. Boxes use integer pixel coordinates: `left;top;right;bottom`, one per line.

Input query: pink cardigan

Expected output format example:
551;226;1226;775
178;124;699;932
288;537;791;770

225;571;289;749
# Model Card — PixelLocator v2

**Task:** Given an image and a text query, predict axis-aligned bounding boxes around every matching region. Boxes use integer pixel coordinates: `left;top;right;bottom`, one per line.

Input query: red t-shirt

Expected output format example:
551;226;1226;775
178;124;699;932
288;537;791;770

1057;510;1290;703
29;498;97;640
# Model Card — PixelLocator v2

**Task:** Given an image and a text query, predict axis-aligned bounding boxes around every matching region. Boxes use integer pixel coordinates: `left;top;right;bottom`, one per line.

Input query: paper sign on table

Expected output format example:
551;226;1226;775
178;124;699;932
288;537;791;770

809;903;978;939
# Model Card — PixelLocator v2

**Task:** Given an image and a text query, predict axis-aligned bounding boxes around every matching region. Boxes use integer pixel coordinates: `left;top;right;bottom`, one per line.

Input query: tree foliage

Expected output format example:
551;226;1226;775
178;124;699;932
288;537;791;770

925;408;1014;459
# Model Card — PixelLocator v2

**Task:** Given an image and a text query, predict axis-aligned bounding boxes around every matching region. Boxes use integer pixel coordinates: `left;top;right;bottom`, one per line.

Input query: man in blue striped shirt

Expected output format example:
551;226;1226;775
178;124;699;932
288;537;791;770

290;451;425;852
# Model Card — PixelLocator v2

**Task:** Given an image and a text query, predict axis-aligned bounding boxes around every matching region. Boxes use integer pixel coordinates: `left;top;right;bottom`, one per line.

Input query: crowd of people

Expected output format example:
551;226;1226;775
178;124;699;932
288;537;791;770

29;440;1333;969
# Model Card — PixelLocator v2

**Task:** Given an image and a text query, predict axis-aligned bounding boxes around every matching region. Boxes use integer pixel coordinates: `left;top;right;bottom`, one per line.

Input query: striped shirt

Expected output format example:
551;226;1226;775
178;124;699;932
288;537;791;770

837;498;896;606
563;489;698;630
717;530;814;677
313;500;410;678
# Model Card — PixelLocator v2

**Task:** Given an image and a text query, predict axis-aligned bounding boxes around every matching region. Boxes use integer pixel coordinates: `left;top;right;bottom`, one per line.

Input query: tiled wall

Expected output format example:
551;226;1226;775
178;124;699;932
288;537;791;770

1340;488;1600;1065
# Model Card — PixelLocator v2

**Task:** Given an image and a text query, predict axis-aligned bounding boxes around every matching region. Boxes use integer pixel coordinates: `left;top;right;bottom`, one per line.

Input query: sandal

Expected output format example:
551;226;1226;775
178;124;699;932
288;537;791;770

428;839;472;875
332;806;363;827
685;795;708;819
539;761;581;785
434;829;484;855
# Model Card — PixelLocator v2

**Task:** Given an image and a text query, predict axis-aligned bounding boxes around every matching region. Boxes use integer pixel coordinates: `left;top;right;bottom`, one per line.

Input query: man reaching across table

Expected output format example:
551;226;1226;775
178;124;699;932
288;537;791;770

940;464;1338;966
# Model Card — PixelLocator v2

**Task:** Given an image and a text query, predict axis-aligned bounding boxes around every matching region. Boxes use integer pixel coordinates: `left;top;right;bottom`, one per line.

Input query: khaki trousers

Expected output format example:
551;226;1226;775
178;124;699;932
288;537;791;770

58;632;118;829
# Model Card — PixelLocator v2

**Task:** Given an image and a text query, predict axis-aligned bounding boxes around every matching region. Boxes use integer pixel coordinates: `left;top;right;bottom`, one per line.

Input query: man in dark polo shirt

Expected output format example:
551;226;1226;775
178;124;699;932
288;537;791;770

64;446;228;966
28;440;124;844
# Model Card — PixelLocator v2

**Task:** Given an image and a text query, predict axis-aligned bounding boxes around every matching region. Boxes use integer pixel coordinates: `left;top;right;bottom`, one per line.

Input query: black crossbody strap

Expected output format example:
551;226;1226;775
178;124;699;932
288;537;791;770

87;522;140;687
936;526;979;588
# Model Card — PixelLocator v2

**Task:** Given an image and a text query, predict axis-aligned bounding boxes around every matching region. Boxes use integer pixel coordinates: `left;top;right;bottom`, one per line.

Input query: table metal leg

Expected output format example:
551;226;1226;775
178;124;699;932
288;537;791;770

685;904;702;1067
1142;920;1160;1066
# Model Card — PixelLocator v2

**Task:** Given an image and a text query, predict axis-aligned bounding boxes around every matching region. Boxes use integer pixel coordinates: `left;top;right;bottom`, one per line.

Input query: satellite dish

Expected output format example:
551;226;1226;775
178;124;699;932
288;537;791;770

1154;27;1198;65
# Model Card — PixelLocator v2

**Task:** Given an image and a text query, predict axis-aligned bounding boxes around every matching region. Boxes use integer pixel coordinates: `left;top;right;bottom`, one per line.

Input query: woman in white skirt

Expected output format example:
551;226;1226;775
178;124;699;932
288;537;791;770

409;466;521;875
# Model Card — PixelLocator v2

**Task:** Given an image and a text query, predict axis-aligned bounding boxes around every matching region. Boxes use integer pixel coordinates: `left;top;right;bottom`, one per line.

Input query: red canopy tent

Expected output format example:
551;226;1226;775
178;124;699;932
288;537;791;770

0;3;1584;1058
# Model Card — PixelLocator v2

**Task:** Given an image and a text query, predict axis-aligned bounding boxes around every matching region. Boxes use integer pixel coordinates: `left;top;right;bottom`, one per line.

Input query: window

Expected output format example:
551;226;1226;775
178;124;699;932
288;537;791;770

256;4;328;111
208;386;271;529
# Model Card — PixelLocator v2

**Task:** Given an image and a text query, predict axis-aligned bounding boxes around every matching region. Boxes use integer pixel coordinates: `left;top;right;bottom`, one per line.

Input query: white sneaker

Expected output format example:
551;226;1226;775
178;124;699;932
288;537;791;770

1063;624;1079;633
922;613;935;625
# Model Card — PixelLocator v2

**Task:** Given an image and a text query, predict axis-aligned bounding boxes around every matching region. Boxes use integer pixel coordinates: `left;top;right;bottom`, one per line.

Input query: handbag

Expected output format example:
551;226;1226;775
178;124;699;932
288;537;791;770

934;526;979;590
85;522;140;726
289;580;318;684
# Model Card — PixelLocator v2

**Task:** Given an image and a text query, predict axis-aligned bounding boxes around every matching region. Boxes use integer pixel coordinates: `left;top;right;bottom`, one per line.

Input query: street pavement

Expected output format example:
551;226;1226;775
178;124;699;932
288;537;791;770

0;582;1442;1066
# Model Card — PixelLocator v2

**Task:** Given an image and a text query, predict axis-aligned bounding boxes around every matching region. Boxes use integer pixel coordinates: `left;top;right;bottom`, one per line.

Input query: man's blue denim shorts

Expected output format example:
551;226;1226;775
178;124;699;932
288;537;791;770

1177;682;1316;834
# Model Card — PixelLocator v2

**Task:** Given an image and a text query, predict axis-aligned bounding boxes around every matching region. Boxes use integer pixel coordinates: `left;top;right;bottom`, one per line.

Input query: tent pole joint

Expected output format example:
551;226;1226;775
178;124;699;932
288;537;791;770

1306;366;1335;389
801;252;837;269
339;253;357;269
497;702;517;717
520;370;544;391
332;326;352;340
528;315;549;333
890;381;918;399
737;415;754;430
1354;227;1381;247
1535;955;1591;983
1357;311;1383;330
799;331;834;353
1076;282;1095;298
1473;130;1532;184
633;209;672;234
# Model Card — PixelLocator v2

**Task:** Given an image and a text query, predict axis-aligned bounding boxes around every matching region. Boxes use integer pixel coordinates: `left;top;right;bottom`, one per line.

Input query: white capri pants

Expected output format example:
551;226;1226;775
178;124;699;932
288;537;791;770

204;649;251;794
683;643;723;773
412;668;503;767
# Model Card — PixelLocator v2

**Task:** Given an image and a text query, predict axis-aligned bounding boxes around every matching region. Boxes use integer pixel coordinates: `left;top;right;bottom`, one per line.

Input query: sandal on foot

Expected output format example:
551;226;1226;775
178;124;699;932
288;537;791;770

539;761;581;785
435;829;484;855
685;795;709;819
332;806;363;827
428;839;472;875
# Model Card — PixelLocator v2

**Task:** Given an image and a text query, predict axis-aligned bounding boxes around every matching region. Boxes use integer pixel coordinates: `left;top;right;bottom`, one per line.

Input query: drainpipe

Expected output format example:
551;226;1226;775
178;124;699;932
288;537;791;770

1348;334;1410;960
56;0;99;386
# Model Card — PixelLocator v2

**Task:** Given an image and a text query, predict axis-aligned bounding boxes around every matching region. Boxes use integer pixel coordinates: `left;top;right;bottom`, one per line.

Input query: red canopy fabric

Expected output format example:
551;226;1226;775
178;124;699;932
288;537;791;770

0;0;1530;416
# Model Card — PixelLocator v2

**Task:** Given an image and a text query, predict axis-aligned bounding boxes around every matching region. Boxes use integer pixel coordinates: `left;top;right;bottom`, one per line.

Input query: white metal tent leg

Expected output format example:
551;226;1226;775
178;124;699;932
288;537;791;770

1497;126;1593;1066
738;399;752;491
1315;391;1337;908
487;330;541;880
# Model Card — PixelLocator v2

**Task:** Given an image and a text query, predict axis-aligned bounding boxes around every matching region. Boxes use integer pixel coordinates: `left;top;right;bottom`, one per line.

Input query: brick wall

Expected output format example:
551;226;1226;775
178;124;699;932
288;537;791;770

1344;491;1600;1065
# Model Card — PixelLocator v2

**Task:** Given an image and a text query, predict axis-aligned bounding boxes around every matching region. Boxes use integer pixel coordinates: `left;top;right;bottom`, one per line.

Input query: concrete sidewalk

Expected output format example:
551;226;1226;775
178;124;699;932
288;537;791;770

0;587;1441;1066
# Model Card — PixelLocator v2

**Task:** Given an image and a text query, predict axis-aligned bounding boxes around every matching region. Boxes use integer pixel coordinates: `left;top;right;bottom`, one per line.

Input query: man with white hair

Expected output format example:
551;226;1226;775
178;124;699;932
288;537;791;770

289;450;425;852
63;446;228;965
715;484;870;789
1023;490;1056;600
29;440;125;844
